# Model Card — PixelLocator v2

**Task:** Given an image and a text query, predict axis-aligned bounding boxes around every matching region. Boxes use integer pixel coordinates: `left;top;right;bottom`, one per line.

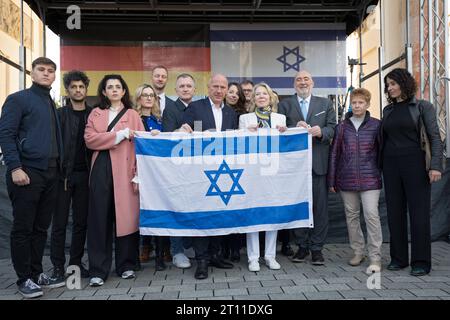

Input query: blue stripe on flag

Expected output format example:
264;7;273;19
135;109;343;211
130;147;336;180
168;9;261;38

135;132;308;157
210;30;346;41
228;77;346;89
140;202;309;230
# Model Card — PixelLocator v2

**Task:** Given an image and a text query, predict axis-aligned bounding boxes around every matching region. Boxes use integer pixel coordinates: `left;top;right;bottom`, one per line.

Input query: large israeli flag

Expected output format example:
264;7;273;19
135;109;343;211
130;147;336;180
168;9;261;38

211;23;347;96
135;128;313;236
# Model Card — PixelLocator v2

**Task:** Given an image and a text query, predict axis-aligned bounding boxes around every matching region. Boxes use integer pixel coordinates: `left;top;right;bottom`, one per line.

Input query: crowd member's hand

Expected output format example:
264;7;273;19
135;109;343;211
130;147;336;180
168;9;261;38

12;168;30;186
132;182;139;193
308;125;322;138
296;121;308;128
150;129;160;136
329;187;336;193
247;124;258;132
179;124;193;133
129;129;135;139
429;170;442;183
276;125;287;133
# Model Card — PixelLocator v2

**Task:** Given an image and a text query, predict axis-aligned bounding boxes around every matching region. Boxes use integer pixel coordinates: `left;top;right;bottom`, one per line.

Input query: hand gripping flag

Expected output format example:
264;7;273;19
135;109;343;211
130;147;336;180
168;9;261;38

135;128;313;236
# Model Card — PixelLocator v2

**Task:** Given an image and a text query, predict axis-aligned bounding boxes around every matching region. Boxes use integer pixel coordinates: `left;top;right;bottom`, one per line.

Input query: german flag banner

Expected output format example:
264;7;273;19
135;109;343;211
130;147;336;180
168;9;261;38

60;24;211;99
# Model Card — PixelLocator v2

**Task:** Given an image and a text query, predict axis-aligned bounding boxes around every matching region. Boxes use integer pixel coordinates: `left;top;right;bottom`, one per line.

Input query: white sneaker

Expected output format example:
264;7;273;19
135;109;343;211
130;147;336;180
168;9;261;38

248;260;260;272
121;270;135;279
173;253;191;269
264;258;281;270
366;261;382;274
89;277;104;287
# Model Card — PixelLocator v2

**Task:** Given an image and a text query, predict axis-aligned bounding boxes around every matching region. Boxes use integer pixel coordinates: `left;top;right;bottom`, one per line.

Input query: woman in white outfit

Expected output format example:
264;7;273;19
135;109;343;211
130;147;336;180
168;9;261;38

238;82;287;272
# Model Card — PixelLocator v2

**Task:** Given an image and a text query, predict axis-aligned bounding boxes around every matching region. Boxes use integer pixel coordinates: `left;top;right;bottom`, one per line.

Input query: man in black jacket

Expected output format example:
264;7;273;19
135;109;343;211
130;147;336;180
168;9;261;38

50;70;92;282
0;57;64;298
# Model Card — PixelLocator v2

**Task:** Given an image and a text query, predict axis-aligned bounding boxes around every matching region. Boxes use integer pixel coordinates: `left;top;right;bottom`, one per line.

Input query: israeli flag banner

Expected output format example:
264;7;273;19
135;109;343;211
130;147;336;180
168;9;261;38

135;128;313;236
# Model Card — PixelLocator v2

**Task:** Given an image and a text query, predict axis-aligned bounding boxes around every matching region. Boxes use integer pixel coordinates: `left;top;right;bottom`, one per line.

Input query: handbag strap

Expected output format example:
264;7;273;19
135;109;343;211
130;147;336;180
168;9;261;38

107;107;127;132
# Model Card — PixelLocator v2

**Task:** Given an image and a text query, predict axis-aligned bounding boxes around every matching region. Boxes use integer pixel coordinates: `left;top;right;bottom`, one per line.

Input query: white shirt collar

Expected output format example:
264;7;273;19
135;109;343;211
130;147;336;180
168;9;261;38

208;97;224;109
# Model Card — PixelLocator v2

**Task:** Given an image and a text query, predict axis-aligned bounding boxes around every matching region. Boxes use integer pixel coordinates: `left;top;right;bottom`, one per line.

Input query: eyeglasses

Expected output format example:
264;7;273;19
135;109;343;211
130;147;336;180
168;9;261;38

141;93;155;98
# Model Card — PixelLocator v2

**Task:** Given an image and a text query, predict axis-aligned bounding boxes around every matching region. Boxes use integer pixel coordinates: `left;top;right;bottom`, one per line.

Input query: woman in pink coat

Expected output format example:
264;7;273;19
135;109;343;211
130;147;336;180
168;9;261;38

84;74;145;287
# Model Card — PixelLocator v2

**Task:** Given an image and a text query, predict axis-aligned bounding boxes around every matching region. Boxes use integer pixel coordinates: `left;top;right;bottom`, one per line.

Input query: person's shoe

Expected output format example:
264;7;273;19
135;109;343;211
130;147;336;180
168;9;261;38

195;260;208;280
291;247;309;263
248;260;260;272
264;258;281;270
35;272;65;289
387;261;408;271
121;270;135;279
209;255;234;269
155;257;167;271
50;267;66;285
173;253;191;269
89;277;104;287
139;245;151;263
348;254;365;266
366;260;382;274
230;250;241;263
410;267;429;276
311;250;325;265
18;279;43;299
281;244;294;256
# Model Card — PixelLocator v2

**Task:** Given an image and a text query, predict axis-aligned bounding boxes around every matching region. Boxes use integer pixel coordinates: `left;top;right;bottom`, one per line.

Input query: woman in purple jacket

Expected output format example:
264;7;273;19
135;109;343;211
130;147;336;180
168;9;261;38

328;88;382;274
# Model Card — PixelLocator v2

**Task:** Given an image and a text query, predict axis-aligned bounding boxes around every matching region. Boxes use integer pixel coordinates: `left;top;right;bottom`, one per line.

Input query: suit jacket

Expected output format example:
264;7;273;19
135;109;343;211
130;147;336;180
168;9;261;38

278;94;336;175
182;97;238;131
238;112;286;129
162;98;186;132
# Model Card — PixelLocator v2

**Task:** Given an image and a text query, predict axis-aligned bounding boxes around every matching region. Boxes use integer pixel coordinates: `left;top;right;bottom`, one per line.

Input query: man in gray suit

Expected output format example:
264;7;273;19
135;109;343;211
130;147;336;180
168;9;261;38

278;70;336;265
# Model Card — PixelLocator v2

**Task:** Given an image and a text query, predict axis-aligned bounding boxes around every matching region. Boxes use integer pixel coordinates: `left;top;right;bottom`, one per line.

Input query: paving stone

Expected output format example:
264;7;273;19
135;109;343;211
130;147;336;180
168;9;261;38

282;285;317;294
214;288;248;297
143;291;180;300
248;286;283;295
179;290;213;299
196;282;229;290
261;279;294;287
234;295;270;300
304;291;343;300
315;283;352;291
129;286;163;294
108;293;144;300
163;284;196;292
408;289;448;297
94;288;130;296
339;289;379;298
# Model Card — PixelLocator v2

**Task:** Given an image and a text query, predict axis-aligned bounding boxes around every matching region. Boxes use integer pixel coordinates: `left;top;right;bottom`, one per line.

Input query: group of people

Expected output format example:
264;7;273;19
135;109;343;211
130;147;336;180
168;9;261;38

0;56;443;299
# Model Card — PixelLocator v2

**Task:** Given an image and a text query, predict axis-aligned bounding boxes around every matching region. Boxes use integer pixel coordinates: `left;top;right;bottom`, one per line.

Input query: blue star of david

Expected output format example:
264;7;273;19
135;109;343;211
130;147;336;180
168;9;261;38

204;160;245;205
276;46;306;72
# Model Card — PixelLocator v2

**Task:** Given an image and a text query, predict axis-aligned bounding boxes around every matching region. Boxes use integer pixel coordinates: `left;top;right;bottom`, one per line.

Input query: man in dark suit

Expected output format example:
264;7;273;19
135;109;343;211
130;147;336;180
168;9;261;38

151;65;176;116
180;74;238;279
162;73;195;132
278;70;336;265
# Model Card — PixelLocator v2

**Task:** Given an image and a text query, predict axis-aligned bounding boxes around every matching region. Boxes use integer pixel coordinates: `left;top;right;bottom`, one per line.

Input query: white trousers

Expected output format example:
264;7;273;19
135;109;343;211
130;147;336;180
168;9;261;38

246;231;278;262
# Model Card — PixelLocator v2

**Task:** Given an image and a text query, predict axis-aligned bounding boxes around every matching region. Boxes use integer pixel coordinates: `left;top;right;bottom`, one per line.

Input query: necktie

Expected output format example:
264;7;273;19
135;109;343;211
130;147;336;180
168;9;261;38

300;99;308;119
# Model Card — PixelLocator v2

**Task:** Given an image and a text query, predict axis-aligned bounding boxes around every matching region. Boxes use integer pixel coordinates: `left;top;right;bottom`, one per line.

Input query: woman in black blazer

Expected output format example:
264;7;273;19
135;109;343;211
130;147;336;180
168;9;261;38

381;68;443;276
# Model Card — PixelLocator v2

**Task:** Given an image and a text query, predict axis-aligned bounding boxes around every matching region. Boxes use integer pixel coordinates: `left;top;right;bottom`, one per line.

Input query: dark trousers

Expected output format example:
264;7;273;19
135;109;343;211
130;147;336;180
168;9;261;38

292;174;328;252
7;166;59;285
50;171;89;268
383;151;431;271
278;229;290;245
192;236;222;261
87;151;139;280
221;234;243;255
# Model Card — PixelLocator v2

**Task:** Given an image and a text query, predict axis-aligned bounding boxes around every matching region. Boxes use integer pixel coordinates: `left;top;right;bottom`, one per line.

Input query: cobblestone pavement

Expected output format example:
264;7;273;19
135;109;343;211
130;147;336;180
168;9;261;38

1;242;449;300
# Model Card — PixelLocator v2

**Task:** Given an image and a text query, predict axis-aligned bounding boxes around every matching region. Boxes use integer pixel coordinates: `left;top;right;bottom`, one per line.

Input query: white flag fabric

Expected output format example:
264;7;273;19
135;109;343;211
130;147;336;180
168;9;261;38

135;128;313;236
210;23;347;96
